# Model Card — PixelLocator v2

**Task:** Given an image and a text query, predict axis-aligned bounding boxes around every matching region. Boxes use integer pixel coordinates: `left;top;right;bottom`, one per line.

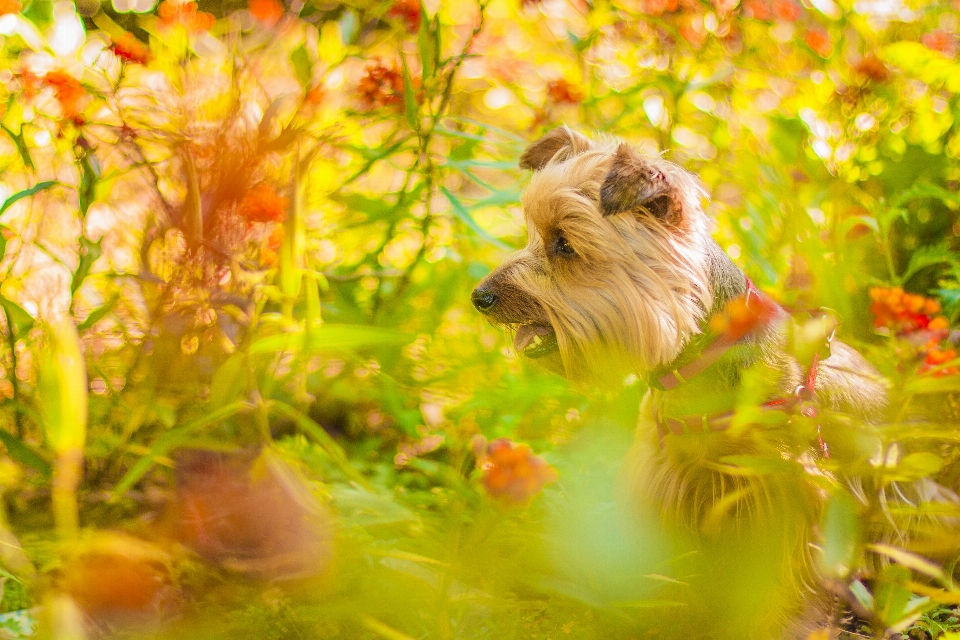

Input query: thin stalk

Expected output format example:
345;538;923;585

2;307;23;439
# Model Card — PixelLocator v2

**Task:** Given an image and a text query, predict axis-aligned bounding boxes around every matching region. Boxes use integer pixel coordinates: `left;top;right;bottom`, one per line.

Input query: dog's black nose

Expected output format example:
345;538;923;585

471;287;498;313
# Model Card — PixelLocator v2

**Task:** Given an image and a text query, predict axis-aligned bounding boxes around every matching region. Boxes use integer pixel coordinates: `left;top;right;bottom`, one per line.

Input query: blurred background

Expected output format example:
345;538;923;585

0;0;959;637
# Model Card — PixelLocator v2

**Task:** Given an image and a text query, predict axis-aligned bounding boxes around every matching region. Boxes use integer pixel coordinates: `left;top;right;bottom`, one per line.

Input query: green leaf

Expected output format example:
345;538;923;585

304;270;321;330
290;45;313;89
439;186;510;250
1;124;35;171
76;295;118;332
208;352;249;410
338;9;357;44
110;401;249;499
249;324;410;355
0;296;34;335
896;451;944;480
417;3;437;80
0;428;50;477
894;183;960;209
0;181;57;217
22;0;53;28
70;236;103;296
36;318;87;455
78;152;101;218
400;55;419;131
821;490;860;578
330;192;402;223
268;400;368;487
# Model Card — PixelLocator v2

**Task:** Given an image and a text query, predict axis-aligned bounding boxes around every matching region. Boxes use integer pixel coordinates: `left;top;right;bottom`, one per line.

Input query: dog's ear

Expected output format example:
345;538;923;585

519;127;592;171
600;143;681;224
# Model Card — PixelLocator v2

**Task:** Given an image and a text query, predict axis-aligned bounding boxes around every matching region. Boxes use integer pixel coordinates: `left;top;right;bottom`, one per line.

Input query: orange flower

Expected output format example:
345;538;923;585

158;0;215;32
260;225;284;265
771;0;800;21
640;0;678;15
678;15;708;47
305;84;324;105
19;69;40;99
357;60;406;110
389;0;420;33
920;347;959;377
111;33;151;65
869;287;947;335
481;438;557;505
708;290;779;339
44;70;85;120
804;29;831;57
854;54;889;82
61;542;173;618
238;184;288;223
249;0;283;26
921;30;957;57
742;0;772;20
546;78;583;106
0;0;20;15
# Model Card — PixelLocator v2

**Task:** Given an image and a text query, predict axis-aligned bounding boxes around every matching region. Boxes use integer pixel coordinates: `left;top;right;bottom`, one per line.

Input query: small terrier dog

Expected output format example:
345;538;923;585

471;127;913;638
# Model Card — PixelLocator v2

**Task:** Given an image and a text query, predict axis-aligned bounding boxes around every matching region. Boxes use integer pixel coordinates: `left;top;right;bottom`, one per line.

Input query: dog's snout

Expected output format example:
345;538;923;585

471;287;498;313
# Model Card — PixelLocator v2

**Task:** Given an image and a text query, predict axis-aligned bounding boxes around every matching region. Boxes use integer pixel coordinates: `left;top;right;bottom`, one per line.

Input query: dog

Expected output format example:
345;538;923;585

468;127;946;638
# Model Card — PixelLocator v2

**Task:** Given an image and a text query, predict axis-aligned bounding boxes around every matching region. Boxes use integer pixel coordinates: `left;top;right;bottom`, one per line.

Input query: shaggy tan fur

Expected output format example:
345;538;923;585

471;127;960;639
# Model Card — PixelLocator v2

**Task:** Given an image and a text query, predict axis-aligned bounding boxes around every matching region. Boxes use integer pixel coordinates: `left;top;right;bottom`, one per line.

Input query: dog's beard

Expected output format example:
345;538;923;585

506;234;713;385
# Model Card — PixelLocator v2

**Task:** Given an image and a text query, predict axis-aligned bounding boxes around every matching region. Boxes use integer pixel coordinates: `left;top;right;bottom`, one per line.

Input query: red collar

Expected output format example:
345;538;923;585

651;277;836;457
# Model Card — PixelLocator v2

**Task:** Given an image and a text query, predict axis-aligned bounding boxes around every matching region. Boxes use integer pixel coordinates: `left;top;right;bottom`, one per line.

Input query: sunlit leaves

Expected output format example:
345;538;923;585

820;490;859;578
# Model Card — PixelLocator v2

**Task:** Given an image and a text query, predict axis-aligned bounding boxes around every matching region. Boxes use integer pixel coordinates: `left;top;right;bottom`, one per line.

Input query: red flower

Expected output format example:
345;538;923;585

357;60;406;110
481;438;557;505
546;78;583;106
158;0;215;32
44;70;86;120
771;0;800;21
249;0;283;26
238;184;288;223
804;29;831;57
389;0;420;33
111;33;151;65
0;0;20;15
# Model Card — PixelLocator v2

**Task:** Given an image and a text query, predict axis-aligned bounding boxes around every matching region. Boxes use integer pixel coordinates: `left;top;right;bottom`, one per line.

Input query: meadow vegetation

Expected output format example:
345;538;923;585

0;0;959;637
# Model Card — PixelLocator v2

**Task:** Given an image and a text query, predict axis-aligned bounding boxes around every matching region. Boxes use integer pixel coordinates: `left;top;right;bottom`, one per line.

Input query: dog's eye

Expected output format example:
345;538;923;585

555;235;576;258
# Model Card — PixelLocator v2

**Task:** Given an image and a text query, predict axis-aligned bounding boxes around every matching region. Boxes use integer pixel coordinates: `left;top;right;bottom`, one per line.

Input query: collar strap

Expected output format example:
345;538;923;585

650;277;775;392
654;303;838;458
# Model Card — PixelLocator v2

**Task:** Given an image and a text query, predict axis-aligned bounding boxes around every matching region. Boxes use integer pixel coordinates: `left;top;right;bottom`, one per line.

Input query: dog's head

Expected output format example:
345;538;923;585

472;127;717;383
